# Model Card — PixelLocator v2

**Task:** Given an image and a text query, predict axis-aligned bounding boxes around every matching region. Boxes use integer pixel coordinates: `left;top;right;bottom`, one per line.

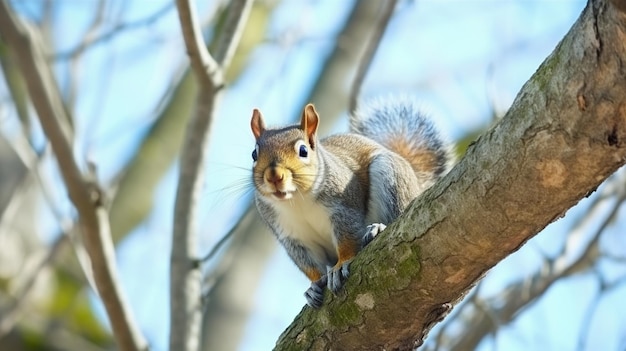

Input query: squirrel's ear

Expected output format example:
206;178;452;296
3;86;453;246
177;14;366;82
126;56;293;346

301;104;319;146
251;108;266;139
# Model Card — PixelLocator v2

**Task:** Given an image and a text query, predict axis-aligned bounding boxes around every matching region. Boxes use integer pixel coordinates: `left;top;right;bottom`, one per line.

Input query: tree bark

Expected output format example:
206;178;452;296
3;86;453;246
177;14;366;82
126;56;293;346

275;0;626;349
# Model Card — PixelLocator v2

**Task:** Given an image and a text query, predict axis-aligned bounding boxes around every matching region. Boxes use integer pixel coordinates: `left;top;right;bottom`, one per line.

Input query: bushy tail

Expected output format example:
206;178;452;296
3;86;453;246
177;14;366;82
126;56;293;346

350;96;453;185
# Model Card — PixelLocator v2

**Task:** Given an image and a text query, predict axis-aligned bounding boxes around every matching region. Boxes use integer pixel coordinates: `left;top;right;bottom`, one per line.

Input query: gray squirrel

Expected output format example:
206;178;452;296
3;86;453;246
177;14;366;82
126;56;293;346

250;97;453;308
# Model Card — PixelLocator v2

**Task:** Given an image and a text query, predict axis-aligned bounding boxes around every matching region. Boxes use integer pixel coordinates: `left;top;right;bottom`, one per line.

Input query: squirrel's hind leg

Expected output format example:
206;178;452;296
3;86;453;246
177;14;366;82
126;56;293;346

305;275;327;308
327;224;386;295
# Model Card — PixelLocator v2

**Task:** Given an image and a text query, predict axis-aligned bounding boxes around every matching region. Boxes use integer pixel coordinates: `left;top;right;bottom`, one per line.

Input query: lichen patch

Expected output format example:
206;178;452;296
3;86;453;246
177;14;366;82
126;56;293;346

355;293;375;310
536;159;567;188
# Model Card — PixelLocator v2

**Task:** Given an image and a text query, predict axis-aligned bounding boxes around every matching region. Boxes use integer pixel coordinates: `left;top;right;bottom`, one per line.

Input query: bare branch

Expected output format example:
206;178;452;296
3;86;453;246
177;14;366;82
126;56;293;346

213;0;253;68
200;225;236;263
349;0;398;113
0;4;147;351
65;0;106;110
169;1;253;350
0;45;30;131
52;2;175;60
306;0;390;123
577;275;626;350
5;131;99;291
175;0;222;89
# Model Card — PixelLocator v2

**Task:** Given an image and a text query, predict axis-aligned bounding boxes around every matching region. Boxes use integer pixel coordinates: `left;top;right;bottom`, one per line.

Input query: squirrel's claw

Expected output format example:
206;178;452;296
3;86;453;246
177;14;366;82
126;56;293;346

363;223;386;246
305;275;327;308
328;261;350;294
328;223;386;295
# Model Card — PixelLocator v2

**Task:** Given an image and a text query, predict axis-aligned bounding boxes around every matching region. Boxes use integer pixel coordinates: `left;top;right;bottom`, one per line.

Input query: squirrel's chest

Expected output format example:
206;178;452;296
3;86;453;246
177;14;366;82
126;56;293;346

272;196;335;264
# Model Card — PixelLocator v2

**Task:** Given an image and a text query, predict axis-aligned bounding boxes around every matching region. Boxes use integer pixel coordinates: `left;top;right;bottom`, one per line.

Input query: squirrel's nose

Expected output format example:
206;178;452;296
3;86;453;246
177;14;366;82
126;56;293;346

266;168;285;186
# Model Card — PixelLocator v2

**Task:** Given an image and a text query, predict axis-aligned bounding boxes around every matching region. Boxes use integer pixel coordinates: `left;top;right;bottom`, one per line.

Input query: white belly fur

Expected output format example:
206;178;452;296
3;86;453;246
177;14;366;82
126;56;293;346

272;194;336;265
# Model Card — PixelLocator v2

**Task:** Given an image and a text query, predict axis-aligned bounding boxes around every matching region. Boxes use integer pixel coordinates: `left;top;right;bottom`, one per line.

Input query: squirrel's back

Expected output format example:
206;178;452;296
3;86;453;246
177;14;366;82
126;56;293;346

350;97;453;187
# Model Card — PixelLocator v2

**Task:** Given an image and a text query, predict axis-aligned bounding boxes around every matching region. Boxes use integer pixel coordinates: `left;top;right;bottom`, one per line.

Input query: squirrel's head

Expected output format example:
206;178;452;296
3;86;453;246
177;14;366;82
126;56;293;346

250;104;320;201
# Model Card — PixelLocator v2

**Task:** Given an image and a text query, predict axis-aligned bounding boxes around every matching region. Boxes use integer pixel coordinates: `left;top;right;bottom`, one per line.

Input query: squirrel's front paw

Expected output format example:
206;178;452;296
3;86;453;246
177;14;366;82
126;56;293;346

328;261;350;294
363;223;386;246
305;275;327;308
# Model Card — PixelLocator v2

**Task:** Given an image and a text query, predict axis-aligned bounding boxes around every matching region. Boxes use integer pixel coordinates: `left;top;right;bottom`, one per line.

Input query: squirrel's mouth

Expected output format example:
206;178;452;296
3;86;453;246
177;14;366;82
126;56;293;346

272;191;292;200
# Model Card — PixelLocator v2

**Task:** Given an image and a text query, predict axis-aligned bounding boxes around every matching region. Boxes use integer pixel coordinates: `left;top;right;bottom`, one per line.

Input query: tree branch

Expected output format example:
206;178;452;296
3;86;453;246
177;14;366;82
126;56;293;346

169;1;253;350
0;3;147;351
349;0;397;113
175;0;222;89
213;0;253;68
52;2;175;60
275;0;626;349
444;185;625;351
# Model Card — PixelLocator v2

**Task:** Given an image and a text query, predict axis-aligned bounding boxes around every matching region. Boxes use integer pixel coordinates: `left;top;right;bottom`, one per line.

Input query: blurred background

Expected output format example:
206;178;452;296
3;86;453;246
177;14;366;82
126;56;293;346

2;0;626;350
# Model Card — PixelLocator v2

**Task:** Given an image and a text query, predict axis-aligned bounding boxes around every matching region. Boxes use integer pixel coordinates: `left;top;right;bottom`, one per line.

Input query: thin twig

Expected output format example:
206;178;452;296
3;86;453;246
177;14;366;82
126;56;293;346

0;233;68;337
577;276;626;351
0;4;147;351
170;0;253;350
201;227;235;263
6;134;99;291
349;0;398;113
66;0;106;110
52;2;175;60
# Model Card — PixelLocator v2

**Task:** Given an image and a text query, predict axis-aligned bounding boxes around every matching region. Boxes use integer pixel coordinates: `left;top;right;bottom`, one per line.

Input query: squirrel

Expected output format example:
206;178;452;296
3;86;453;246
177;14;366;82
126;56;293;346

250;97;453;308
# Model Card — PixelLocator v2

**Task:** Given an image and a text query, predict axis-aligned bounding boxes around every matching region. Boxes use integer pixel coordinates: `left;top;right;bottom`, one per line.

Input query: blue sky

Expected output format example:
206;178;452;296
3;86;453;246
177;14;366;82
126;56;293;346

6;1;626;350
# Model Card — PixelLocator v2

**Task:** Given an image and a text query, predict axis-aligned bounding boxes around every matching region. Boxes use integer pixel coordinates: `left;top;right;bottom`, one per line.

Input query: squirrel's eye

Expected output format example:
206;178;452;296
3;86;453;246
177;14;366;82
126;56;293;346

294;140;310;163
299;144;308;158
252;144;259;162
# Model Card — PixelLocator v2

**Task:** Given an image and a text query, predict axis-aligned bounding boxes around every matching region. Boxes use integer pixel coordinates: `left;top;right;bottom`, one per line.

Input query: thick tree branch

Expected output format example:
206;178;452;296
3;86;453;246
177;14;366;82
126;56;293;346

170;1;253;351
444;185;625;351
0;3;147;351
275;0;626;349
